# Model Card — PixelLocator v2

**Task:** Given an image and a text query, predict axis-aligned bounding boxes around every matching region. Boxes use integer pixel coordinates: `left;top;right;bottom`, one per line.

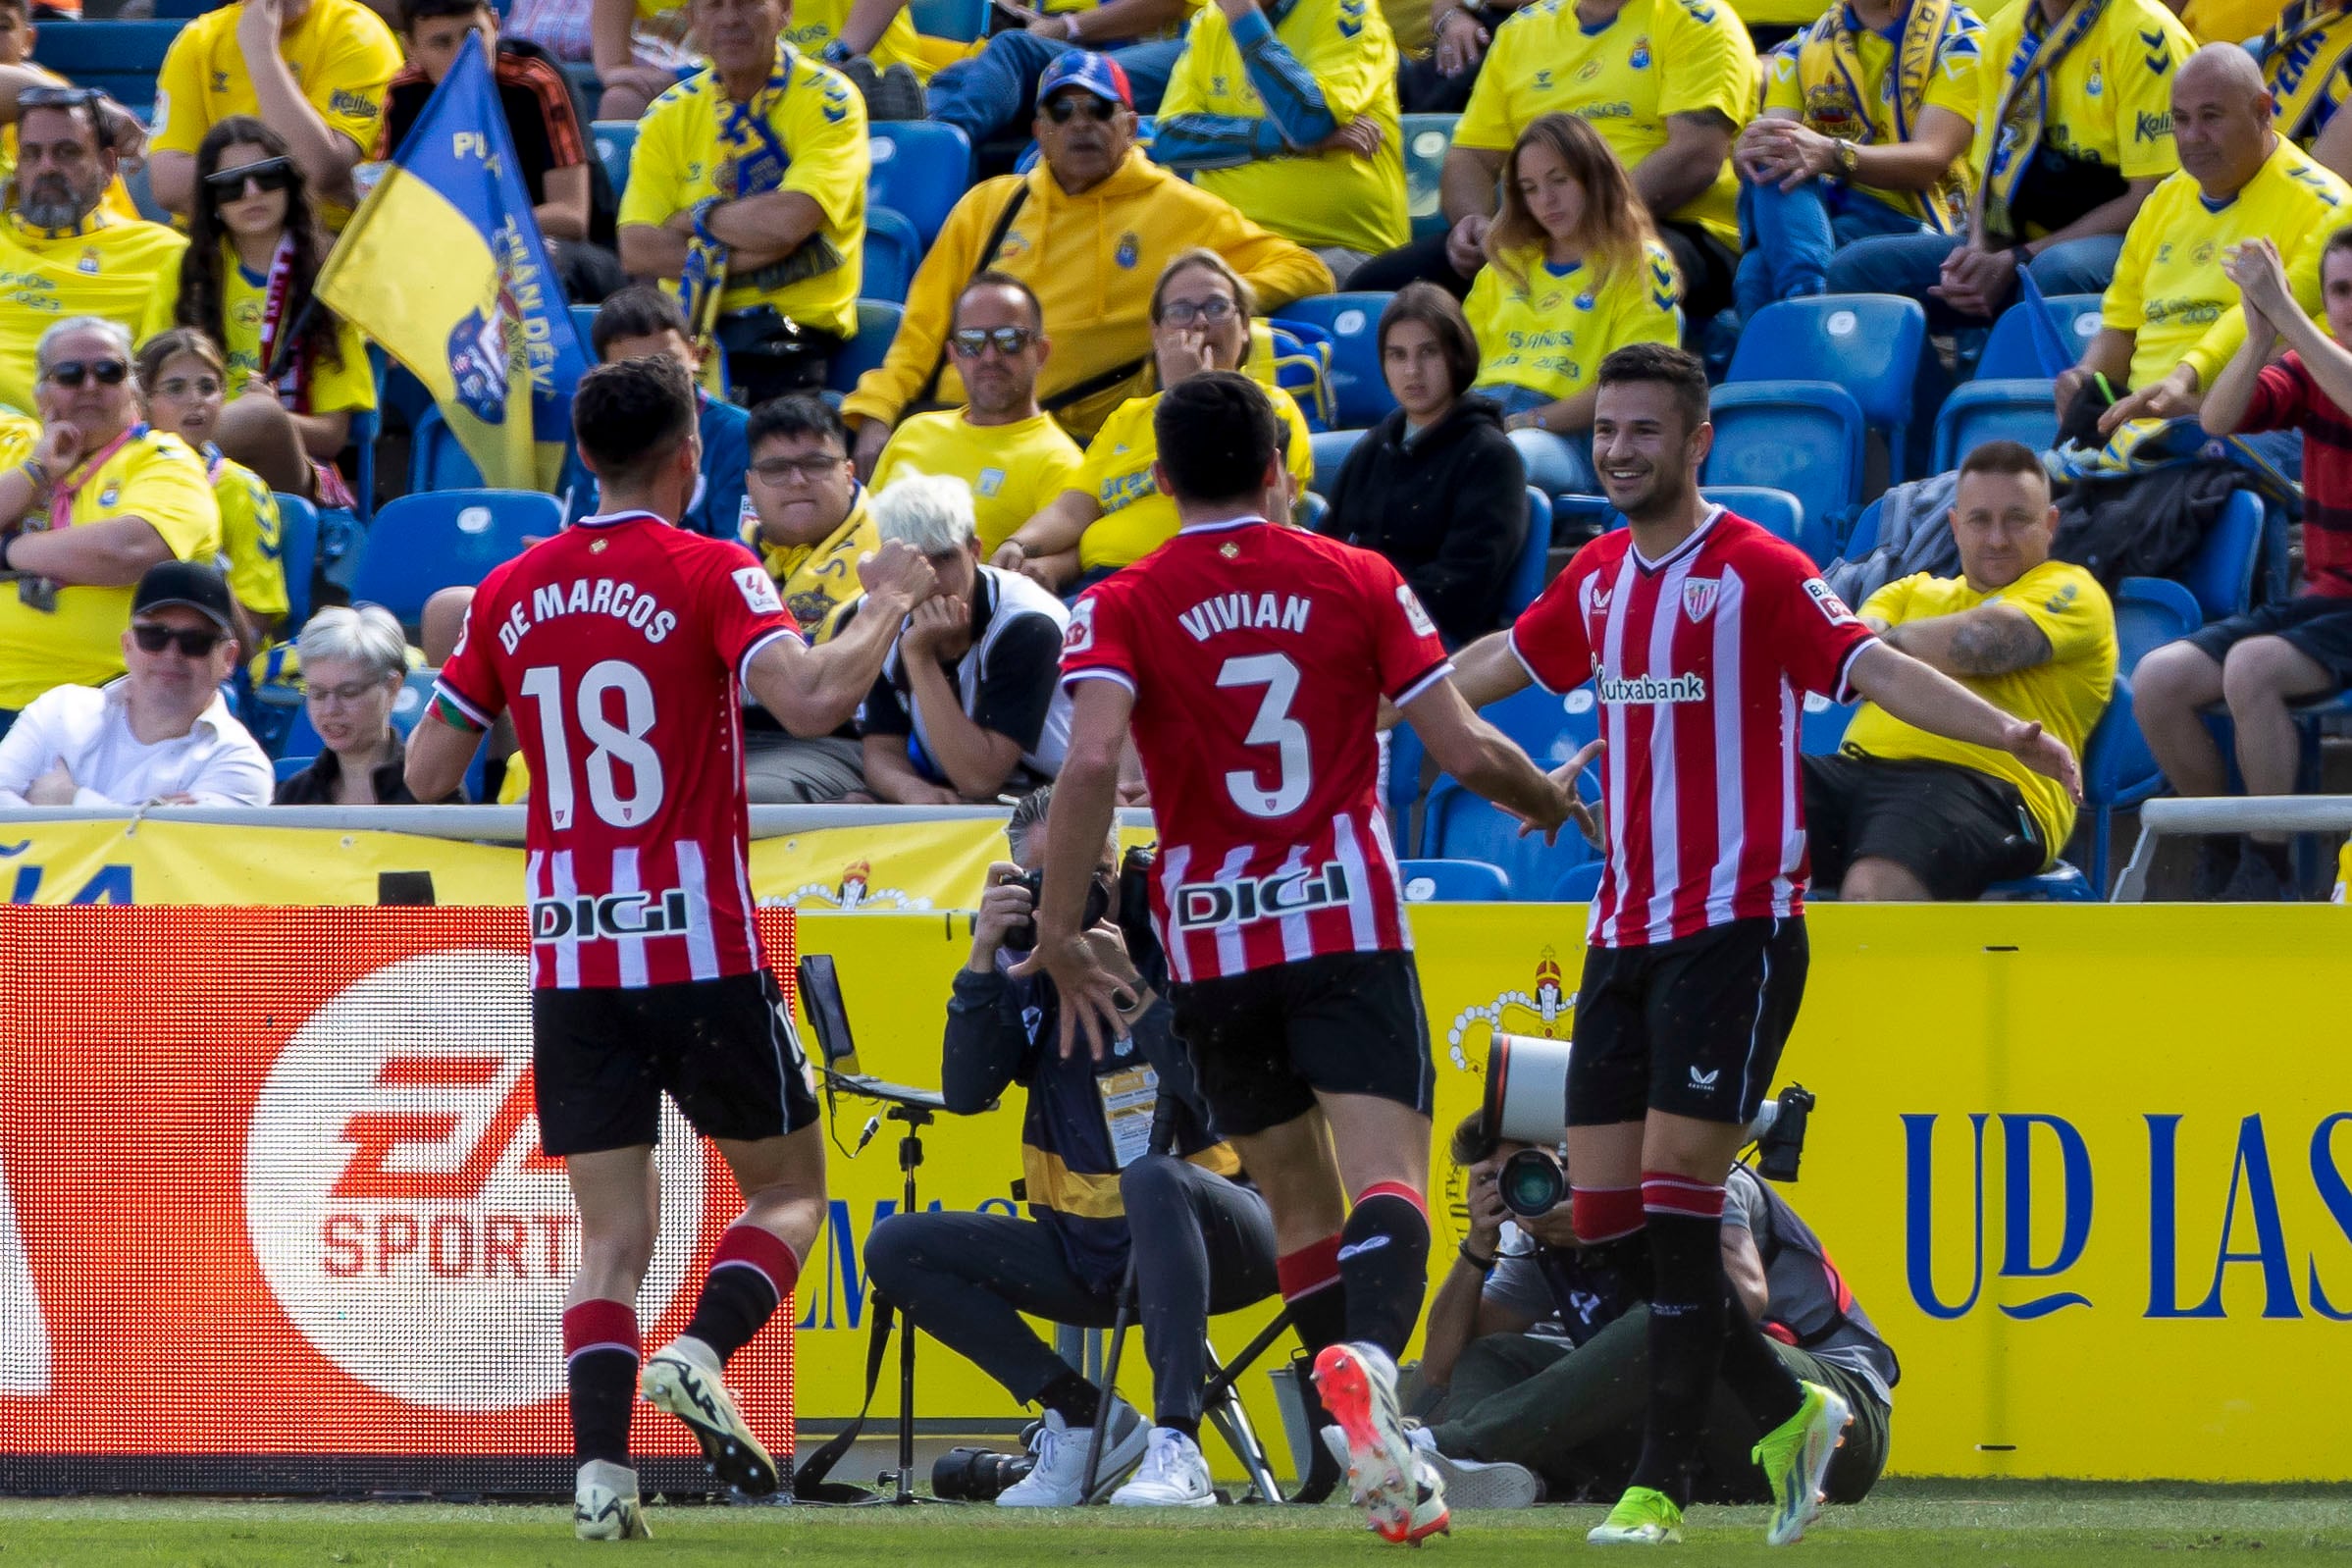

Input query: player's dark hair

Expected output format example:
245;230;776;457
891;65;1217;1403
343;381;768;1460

402;0;496;26
957;270;1046;334
746;392;850;455
590;284;692;359
1153;371;1280;509
1595;341;1709;437
1379;283;1480;399
1958;439;2048;488
573;355;697;488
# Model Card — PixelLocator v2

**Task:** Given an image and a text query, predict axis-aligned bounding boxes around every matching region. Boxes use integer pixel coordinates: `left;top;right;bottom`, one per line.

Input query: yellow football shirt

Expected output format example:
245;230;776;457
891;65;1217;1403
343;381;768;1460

208;447;287;623
0;212;187;416
1464;237;1681;404
1844;559;2115;855
1073;387;1315;572
634;0;936;78
1762;5;1986;222
220;247;378;417
746;481;879;642
2180;0;2274;44
1735;0;1831;26
619;46;868;341
0;431;224;708
1968;0;2191;228
151;0;404;229
2104;135;2352;391
871;409;1085;556
1157;0;1410;255
1454;0;1756;248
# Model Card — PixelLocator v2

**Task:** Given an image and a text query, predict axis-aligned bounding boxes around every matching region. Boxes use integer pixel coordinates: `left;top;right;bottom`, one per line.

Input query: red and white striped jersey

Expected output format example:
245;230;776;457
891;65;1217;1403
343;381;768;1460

1062;517;1451;984
1510;509;1875;949
435;510;802;989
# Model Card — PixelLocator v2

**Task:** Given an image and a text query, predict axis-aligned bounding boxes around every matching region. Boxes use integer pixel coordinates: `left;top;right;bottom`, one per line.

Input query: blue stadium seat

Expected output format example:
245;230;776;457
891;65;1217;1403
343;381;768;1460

274;492;320;630
1728;294;1926;483
1502;488;1550;619
2080;671;2161;889
409;406;485;493
1423;779;1594;899
1840;496;1883;558
1397;858;1512;902
828;299;905;396
1385;720;1426;839
1977;292;2105;380
30;21;183;115
909;0;988;40
1401;115;1455;242
1932;379;2059;471
1308;428;1366;498
1801;692;1855;756
1271;292;1396;430
1702;382;1865;535
1699;484;1830;567
863;206;923;304
275;755;316;785
351;490;563;624
592;121;638;198
868;122;973;248
2115;575;2202;667
1550;862;1603;902
2177;487;2263;621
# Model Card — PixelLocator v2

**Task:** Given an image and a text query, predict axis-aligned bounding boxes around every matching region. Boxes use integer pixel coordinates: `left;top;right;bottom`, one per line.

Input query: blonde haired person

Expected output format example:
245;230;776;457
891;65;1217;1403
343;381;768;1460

1464;113;1680;497
990;249;1314;594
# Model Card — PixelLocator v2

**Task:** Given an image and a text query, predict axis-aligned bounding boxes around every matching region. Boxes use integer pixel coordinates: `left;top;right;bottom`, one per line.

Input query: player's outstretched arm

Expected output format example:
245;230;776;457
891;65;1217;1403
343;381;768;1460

405;710;481;804
1445;630;1538;712
1846;640;2082;800
743;542;938;736
1010;679;1138;1062
1398;674;1594;845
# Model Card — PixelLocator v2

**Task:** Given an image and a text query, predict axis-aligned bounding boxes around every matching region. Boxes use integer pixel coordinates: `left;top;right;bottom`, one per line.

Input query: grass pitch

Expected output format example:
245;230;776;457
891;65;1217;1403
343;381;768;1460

2;1485;2350;1567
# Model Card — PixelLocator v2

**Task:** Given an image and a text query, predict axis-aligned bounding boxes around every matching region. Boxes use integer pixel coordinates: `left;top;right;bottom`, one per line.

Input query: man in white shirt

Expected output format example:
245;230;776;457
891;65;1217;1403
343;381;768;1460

0;560;272;808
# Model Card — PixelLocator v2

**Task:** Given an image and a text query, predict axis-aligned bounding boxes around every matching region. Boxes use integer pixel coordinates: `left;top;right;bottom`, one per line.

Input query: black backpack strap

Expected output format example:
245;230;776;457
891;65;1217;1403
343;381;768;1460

908;182;1033;412
790;1291;898;1501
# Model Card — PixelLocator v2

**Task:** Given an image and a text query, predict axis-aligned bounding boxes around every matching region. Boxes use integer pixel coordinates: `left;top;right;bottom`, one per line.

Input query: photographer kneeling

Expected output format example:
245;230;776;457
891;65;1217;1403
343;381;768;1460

863;788;1280;1506
1406;1113;1896;1509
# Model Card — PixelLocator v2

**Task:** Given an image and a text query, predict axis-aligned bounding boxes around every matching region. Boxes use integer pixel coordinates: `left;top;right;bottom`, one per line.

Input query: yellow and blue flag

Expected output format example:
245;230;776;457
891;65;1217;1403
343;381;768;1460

315;34;589;492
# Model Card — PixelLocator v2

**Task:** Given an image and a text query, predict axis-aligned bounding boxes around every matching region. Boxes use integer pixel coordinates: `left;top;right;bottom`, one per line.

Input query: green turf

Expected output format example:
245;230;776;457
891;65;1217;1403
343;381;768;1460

2;1487;2351;1567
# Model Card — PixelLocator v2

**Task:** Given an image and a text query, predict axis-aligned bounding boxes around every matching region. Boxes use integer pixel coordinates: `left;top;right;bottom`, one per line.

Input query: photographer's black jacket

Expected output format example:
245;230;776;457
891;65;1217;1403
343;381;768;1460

944;967;1240;1293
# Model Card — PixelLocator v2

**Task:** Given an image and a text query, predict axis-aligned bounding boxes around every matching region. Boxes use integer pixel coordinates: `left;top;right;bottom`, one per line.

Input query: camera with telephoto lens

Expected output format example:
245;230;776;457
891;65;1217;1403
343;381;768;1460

1483;1034;1816;1219
997;866;1113;955
931;1442;1036;1501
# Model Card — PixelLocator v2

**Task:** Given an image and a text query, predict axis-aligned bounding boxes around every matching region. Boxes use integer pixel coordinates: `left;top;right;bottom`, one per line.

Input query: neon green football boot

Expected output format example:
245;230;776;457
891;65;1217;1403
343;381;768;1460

1588;1486;1684;1545
1752;1380;1853;1546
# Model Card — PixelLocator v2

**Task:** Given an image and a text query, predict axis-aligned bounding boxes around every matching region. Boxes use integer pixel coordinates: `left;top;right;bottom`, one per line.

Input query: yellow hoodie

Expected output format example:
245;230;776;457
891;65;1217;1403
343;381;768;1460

842;147;1333;441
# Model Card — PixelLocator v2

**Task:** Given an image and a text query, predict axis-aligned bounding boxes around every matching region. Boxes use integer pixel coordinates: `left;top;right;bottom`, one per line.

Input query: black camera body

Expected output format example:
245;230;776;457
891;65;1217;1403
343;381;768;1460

931;1442;1036;1501
998;866;1113;955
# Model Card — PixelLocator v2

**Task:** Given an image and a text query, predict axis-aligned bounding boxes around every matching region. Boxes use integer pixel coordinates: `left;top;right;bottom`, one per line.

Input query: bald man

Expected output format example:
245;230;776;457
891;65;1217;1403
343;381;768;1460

2055;43;2352;455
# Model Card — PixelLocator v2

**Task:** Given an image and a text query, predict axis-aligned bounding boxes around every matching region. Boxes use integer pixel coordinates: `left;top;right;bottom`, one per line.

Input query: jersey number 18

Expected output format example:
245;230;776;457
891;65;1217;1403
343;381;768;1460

519;661;667;829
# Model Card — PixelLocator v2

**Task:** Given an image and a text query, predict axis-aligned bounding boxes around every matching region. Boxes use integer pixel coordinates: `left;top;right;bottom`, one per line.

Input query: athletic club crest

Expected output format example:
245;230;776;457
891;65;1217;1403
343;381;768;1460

1682;577;1719;622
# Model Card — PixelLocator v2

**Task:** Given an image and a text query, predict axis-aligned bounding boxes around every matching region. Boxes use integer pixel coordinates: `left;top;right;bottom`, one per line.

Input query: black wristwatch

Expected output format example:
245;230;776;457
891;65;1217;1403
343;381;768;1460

1459;1238;1496;1272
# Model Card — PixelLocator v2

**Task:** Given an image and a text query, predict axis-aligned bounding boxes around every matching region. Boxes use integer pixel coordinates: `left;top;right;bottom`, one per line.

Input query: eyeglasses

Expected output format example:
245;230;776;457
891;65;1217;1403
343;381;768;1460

153;375;224;400
750;452;848;483
1159;296;1237;328
203;156;296;198
131;622;224;658
1042;94;1118;125
304;679;386;707
46;358;128;389
950;326;1036;359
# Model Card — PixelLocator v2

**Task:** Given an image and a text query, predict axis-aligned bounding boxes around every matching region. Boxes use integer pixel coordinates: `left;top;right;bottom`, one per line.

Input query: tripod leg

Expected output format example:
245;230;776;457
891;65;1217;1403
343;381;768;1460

1201;1344;1284;1504
1077;1264;1137;1503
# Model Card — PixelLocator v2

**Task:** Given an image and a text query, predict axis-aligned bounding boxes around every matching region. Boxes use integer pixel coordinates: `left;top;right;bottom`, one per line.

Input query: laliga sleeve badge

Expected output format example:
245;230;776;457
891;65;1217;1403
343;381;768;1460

734;564;786;613
1397;584;1438;638
1064;596;1096;653
1803;577;1857;625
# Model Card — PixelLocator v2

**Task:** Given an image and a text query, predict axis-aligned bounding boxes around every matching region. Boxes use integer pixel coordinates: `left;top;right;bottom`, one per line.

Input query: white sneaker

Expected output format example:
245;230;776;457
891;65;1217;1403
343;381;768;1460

573;1458;651;1541
1110;1427;1218;1507
1421;1447;1542;1510
995;1401;1149;1506
641;1335;776;1496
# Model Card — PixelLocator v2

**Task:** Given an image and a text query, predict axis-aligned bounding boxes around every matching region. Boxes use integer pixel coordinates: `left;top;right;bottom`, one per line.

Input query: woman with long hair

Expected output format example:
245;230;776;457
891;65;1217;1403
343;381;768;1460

990;249;1315;595
1464;112;1681;494
134;326;287;649
178;116;374;508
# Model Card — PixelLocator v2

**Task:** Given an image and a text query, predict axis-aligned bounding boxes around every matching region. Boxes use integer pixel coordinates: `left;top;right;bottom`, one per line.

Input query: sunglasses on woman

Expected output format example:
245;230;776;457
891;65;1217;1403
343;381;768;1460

1042;94;1118;125
131;622;225;658
46;358;128;389
204;156;296;197
950;326;1037;359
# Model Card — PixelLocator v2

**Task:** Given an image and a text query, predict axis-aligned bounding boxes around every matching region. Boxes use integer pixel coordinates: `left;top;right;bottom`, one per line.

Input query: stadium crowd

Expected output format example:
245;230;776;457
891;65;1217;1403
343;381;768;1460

3;0;2351;897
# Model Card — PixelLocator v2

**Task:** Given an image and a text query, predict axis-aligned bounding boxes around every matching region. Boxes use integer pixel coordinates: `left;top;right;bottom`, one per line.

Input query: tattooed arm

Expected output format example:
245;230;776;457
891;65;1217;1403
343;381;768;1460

1878;603;2054;678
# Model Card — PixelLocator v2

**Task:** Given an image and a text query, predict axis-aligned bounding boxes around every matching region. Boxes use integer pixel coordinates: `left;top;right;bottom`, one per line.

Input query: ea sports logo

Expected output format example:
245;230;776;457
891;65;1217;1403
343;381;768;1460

244;951;706;1411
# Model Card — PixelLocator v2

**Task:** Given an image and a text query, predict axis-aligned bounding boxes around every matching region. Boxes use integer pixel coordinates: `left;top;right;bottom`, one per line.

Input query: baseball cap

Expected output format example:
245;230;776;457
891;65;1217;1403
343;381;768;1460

131;559;236;635
1036;51;1133;110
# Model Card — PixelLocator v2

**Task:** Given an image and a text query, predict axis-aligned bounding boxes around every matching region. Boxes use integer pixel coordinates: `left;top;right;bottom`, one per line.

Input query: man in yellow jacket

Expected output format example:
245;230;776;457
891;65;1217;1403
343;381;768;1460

844;51;1331;466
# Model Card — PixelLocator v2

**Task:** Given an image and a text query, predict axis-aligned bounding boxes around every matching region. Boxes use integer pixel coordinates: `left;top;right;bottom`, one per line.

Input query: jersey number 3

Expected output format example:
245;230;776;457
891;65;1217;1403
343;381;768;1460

519;661;667;830
1218;653;1311;818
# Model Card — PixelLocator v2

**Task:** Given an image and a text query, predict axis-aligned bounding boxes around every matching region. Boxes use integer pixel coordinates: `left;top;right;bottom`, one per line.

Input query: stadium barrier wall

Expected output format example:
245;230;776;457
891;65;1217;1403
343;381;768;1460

1;834;2347;1485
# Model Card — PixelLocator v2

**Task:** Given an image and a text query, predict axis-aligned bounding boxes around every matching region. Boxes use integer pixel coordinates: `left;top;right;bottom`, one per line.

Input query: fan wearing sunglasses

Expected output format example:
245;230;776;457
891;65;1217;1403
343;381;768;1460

868;274;1082;556
0;557;272;808
177;116;373;509
0;316;225;735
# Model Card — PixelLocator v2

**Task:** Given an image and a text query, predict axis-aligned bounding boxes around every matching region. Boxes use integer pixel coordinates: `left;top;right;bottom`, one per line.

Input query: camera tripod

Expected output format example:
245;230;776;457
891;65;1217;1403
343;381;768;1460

868;1100;951;1507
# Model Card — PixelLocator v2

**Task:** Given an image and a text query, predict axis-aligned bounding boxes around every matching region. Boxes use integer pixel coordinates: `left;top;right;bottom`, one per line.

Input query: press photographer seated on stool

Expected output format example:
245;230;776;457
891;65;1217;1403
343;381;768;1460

862;787;1281;1508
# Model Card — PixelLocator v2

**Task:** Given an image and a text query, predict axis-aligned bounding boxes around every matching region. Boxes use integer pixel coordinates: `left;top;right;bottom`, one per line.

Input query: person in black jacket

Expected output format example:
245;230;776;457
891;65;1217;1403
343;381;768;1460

862;788;1284;1508
1320;284;1529;648
273;605;456;805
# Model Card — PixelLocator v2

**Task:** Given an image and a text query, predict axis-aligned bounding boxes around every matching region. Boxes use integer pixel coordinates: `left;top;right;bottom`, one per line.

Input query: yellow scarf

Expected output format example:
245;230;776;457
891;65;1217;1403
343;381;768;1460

1977;0;2113;240
2264;0;2352;146
1794;0;1973;233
